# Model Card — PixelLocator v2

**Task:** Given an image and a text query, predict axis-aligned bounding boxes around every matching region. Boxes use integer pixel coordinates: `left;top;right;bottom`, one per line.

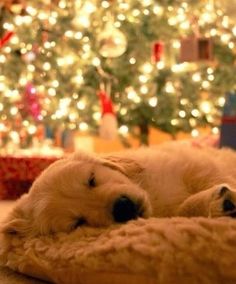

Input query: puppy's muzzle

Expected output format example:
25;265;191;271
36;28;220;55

112;196;141;223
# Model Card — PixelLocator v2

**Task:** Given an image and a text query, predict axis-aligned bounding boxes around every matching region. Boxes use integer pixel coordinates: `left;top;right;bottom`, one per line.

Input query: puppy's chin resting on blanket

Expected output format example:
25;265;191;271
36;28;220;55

2;142;236;237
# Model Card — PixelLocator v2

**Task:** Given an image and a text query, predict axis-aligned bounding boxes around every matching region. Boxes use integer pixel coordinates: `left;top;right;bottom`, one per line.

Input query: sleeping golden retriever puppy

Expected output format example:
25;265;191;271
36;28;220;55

2;142;236;236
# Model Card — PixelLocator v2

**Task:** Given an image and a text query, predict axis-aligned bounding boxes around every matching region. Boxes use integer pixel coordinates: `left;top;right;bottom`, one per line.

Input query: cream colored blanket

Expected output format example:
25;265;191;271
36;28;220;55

1;217;236;284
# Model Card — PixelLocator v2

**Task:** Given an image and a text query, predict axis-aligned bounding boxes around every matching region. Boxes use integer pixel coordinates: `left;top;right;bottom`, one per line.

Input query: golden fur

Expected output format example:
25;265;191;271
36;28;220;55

2;142;236;236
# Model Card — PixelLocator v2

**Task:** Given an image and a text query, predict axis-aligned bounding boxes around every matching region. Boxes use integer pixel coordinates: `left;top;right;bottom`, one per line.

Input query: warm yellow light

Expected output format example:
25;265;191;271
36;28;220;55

221;34;231;43
202;80;210;89
92;57;101;66
179;110;186;118
84;2;96;13
132;9;140;17
38;12;48;21
200;101;211;113
65;30;74;38
43;62;51;71
93;112;101;121
0;82;6;92
191;129;199;137
140;85;148;94
10;131;20;143
171;119;178;126
48;88;56;96
74;74;84;85
26;6;37;16
142;62;153;73
27;64;35;72
0;55;6;63
168;17;177;26
69;113;77;121
74;32;83;40
212;127;219;135
207;67;214;74
28;125;37;134
210;28;217;36
156;61;165;70
0;103;4;111
52;80;59;88
192;72;201;82
149;97;158;107
180;21;190;30
129;57;136;64
79;122;89;131
139;75;148;83
119;125;129;135
165;82;175;93
101;1;110;8
10;107;18;115
208;74;214;81
153;5;164;16
222;16;229;28
191;109;200;117
218;97;225;107
172;40;180;49
0;123;6;131
59;0;67;9
49;16;57;25
77;101;86;110
3;22;14;30
180;98;188;105
77;15;90;28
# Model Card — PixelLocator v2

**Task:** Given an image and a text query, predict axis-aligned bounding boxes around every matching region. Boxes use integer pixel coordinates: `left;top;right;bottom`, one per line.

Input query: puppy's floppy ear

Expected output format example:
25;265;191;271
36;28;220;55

1;217;29;236
101;155;144;179
0;194;31;236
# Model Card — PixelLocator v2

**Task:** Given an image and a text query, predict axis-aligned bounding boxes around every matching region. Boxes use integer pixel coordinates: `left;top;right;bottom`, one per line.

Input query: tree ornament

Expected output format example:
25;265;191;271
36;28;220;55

152;41;164;63
98;90;117;140
179;35;213;62
22;51;36;62
0;31;14;48
98;22;127;58
23;83;42;121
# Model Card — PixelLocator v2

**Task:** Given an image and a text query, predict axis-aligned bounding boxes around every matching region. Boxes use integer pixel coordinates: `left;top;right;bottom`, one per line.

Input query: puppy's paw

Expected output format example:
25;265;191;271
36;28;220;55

209;185;236;218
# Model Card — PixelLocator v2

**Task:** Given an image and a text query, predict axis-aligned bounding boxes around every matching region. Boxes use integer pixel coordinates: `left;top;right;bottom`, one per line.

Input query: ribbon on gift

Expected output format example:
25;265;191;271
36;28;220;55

0;31;14;48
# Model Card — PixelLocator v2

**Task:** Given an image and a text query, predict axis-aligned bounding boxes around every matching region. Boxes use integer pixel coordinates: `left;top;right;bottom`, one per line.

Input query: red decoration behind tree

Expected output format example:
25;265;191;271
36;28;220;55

152;41;164;63
97;90;117;140
0;31;14;48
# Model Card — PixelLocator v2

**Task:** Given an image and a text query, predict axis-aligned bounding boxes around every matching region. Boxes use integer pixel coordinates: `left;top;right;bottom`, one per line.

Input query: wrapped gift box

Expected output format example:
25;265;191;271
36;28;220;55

220;92;236;149
0;156;58;199
180;36;213;62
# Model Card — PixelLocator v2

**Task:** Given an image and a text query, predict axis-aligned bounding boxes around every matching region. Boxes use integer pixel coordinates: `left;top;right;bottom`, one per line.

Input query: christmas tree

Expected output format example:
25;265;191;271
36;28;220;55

0;0;236;149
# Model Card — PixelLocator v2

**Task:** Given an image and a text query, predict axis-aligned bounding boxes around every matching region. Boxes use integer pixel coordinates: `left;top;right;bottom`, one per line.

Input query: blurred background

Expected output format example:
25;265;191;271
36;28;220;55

0;0;236;156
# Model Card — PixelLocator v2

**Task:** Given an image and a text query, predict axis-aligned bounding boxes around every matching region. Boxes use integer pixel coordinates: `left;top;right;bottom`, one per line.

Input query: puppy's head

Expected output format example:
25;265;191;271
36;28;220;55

1;151;151;236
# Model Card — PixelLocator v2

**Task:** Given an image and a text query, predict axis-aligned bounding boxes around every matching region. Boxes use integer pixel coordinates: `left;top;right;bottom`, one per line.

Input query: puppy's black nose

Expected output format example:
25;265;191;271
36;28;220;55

112;196;139;223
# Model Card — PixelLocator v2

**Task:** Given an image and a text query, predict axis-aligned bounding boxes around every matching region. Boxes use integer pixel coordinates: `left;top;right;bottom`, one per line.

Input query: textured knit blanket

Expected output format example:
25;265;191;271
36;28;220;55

1;217;236;284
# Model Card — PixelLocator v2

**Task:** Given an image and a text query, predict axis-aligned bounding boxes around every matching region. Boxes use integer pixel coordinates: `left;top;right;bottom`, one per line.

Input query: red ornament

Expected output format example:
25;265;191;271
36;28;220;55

0;31;14;48
152;41;164;63
23;83;42;121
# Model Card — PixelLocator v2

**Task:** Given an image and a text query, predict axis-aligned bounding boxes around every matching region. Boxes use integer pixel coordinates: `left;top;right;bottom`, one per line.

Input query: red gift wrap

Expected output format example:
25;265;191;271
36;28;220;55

0;156;58;199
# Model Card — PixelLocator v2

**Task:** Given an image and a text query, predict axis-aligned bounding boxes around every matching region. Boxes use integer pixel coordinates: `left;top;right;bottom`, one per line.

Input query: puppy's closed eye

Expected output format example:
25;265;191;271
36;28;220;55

72;217;87;230
88;173;96;188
